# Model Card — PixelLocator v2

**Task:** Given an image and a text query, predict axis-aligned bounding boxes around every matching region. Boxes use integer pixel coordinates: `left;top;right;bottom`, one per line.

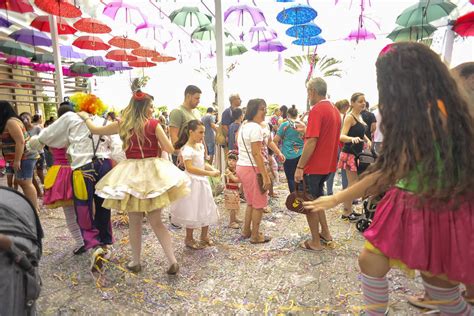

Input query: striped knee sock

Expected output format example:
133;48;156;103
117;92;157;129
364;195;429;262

361;273;389;315
63;205;84;248
423;281;473;316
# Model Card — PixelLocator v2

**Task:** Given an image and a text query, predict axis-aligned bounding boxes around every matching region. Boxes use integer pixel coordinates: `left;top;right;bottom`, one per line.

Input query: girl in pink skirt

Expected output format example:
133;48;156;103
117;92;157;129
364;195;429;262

43;104;84;254
304;42;474;316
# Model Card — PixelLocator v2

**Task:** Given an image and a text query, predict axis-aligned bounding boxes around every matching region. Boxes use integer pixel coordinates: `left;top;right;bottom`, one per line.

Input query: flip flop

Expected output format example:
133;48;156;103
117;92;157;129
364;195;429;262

228;222;240;229
185;241;205;250
250;234;271;244
319;234;333;244
299;240;323;252
200;239;215;247
407;295;439;311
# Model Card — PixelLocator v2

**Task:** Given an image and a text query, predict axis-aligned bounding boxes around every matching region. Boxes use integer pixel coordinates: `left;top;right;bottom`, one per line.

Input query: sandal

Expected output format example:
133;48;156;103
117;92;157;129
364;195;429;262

167;263;179;275
73;245;86;255
319;234;333;244
341;212;361;222
200;239;215;247
299;240;324;252
250;233;271;244
228;222;240;229
185;241;205;250
407;295;438;310
126;262;142;273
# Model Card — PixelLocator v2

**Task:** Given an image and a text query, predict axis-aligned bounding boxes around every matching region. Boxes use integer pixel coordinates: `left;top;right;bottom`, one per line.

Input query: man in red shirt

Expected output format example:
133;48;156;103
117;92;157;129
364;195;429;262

295;78;341;251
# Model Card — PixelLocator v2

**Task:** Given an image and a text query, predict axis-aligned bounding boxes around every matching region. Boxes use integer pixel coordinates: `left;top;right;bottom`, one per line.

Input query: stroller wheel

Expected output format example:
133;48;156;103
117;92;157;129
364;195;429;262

356;218;370;232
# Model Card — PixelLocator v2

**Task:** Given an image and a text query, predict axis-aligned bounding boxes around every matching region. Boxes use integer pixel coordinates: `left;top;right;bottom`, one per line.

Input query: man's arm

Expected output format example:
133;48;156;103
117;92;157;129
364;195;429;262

168;109;182;146
30;113;71;150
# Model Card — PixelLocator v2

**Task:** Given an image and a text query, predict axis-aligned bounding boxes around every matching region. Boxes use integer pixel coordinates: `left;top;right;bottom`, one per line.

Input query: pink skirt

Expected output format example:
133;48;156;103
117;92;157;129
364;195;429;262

43;165;73;209
337;152;357;172
236;165;267;209
364;188;474;284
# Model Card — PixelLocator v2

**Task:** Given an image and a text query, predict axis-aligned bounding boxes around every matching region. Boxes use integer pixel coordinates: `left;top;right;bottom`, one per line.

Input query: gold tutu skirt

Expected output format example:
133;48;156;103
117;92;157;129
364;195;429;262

95;157;190;213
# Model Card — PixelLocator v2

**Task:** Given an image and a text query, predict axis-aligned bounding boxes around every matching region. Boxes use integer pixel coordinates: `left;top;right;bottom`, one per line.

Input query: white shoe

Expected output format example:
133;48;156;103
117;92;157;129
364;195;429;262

90;247;105;273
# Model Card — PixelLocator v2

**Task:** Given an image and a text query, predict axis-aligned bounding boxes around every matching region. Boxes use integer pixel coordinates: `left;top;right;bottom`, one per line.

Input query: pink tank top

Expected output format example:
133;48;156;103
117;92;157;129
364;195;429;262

50;147;69;166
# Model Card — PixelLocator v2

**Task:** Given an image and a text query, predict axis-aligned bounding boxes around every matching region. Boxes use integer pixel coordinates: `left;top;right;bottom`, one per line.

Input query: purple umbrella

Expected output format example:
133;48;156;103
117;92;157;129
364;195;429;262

84;56;108;67
345;27;376;42
106;61;133;71
60;45;85;59
102;1;147;26
9;29;52;47
0;16;12;28
135;22;173;46
5;56;33;66
248;26;277;43
32;63;55;72
224;5;266;26
252;40;287;52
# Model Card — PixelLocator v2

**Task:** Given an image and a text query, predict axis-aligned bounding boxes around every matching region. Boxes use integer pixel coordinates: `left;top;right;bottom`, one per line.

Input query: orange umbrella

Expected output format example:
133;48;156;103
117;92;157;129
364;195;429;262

34;0;82;18
131;47;161;58
73;18;112;34
72;36;110;51
128;58;156;68
105;49;138;62
30;16;77;35
108;36;140;49
151;56;176;63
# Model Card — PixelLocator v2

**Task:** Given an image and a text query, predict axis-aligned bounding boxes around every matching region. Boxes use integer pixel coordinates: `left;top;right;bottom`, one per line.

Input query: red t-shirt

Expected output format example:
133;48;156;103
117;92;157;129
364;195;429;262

304;100;341;175
125;119;162;159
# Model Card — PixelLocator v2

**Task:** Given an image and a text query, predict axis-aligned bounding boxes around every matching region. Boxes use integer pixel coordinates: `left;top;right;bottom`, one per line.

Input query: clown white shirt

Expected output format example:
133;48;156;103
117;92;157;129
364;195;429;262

30;112;123;170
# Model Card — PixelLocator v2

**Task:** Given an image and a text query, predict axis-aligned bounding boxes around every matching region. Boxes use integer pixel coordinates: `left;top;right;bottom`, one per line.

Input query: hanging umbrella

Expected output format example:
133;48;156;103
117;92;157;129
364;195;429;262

224;5;266;27
453;11;474;37
34;0;82;18
31;53;54;63
92;69;115;77
0;0;34;13
32;63;55;72
169;7;212;27
0;39;35;57
151;55;176;63
277;4;318;25
5;56;33;67
30;16;77;35
387;24;437;42
84;56;108;67
345;27;376;41
60;45;85;59
105;49;138;62
286;23;322;38
252;40;287;52
73;36;110;51
73;18;112;34
70;62;97;74
277;0;295;2
396;0;457;27
135;22;173;44
128;58;156;68
0;16;12;28
9;29;52;47
102;1;147;25
248;26;277;43
292;36;326;46
191;24;233;41
225;42;247;56
108;36;140;49
131;47;161;58
106;61;133;71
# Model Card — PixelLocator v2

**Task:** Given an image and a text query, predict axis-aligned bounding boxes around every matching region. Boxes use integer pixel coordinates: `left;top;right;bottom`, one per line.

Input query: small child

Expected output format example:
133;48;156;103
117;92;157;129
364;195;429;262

228;108;243;152
224;153;241;229
171;120;220;249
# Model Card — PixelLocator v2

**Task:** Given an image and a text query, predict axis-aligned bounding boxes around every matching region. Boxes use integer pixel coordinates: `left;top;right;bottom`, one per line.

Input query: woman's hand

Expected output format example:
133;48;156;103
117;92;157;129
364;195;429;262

209;170;220;177
351;137;363;144
77;112;90;121
13;159;21;173
303;195;339;212
277;152;286;163
262;173;271;191
367;140;373;150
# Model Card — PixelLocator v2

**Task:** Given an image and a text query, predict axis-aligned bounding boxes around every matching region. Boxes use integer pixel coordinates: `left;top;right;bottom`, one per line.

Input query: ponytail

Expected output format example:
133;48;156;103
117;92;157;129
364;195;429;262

174;119;204;150
287;105;298;118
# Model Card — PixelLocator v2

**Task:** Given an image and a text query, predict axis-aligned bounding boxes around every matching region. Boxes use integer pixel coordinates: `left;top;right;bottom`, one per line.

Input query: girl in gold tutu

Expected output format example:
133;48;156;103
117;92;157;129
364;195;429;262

77;79;189;275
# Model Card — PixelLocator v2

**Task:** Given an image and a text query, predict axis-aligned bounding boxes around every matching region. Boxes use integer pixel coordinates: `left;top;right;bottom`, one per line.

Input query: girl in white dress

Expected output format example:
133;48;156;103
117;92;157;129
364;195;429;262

171;120;220;249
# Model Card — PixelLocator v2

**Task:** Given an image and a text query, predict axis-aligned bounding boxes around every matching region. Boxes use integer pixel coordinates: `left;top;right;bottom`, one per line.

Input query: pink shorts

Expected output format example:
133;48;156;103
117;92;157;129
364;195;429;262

236;165;268;209
337;152;358;172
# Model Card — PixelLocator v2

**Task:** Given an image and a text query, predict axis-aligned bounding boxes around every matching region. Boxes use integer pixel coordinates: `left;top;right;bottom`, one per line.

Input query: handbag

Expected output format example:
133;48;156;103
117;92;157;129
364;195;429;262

285;180;314;214
240;126;267;194
215;125;227;146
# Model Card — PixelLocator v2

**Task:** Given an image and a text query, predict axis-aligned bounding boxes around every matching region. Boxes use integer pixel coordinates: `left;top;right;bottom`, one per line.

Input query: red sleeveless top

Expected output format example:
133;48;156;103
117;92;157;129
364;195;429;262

125;119;162;159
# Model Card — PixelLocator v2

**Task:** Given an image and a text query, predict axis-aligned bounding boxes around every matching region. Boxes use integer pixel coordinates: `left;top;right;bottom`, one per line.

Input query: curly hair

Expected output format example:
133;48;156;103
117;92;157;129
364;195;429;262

119;94;153;152
369;42;474;200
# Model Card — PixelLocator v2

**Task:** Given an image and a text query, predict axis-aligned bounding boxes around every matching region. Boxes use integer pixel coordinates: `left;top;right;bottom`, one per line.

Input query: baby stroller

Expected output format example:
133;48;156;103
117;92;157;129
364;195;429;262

0;186;44;315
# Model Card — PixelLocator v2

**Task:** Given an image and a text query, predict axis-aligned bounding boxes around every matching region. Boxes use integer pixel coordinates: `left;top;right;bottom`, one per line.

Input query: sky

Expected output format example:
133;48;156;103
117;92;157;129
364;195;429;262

89;0;474;112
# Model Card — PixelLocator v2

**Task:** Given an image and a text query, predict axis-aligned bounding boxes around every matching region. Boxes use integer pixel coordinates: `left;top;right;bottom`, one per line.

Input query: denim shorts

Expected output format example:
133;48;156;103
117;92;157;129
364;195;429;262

304;174;329;198
15;159;37;180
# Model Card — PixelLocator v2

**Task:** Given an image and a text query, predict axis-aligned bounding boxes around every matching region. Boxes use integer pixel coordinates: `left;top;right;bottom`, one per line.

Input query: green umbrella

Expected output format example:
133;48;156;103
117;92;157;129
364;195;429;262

93;70;115;77
0;39;35;58
169;7;212;27
31;53;54;63
225;42;247;56
70;62;97;74
191;24;234;41
396;0;456;27
387;24;437;42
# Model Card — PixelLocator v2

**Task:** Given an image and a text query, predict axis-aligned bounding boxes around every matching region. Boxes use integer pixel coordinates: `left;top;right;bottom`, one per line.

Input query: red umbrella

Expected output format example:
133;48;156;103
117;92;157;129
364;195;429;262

151;55;176;63
128;58;156;68
30;16;77;35
105;49;138;62
73;18;112;34
34;0;82;18
453;11;474;37
108;36;140;49
131;47;160;58
0;0;33;13
72;36;110;51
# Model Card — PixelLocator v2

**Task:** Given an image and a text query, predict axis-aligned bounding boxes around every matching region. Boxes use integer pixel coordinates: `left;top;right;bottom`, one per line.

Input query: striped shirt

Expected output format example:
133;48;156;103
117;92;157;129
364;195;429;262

1;118;38;163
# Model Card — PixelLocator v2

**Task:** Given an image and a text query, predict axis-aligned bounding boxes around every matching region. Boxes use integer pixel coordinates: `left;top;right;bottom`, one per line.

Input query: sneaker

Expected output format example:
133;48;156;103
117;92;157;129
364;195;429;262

341;212;362;222
73;245;86;255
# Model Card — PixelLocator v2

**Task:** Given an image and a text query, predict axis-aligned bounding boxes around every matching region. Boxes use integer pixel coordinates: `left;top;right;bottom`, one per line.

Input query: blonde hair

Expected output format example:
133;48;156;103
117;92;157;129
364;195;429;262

119;95;153;151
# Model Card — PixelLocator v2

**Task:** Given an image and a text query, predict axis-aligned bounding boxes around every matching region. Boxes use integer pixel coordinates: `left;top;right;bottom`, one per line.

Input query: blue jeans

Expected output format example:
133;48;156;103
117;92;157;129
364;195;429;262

326;169;348;195
283;156;300;192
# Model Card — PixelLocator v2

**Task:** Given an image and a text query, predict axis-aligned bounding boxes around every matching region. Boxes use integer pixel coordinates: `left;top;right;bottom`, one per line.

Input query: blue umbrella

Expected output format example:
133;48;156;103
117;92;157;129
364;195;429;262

0;16;12;28
277;4;317;25
292;36;326;46
276;0;295;2
286;23;321;38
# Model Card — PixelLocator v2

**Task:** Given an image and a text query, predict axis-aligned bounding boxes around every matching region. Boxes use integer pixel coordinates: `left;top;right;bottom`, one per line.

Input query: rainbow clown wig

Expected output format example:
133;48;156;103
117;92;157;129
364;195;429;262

69;92;107;116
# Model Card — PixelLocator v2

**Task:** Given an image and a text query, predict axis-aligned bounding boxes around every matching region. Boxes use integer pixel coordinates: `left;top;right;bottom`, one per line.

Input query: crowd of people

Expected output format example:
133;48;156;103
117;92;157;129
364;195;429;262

0;42;473;315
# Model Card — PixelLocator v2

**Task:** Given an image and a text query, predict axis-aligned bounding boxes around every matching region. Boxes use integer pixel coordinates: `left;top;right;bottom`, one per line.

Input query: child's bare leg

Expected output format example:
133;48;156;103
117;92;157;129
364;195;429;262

185;228;194;244
241;205;252;237
200;226;209;241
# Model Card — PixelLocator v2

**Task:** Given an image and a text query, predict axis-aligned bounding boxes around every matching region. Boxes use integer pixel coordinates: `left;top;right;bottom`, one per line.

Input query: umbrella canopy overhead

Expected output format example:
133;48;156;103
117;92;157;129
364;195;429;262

292;36;326;46
225;42;248;56
5;56;33;67
103;1;147;25
252;40;287;52
30;16;77;35
169;7;212;27
32;63;55;72
151;55;176;63
453;11;474;37
345;27;376;41
105;49;138;62
73;36;110;51
248;26;277;43
31;53;54;63
9;29;52;47
70;62;97;74
60;45;85;59
387;24;437;41
131;47;161;58
106;61;133;71
191;24;233;41
34;0;82;18
224;5;267;27
0;0;34;13
286;23;322;38
0;16;12;28
128;58;156;68
84;56;108;67
0;40;35;57
92;69;115;77
395;0;457;27
277;4;318;25
73;18;112;34
135;22;173;44
108;36;140;49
